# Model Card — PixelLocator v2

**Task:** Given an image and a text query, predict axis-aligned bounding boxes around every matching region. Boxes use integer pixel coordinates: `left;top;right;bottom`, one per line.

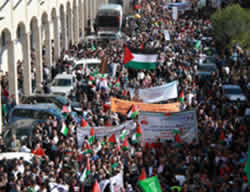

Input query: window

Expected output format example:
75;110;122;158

38;111;51;120
53;79;72;86
12;109;34;118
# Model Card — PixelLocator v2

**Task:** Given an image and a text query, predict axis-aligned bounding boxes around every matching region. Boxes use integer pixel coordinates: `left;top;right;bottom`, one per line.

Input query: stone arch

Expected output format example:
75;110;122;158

66;1;73;46
51;8;60;62
16;22;32;96
41;12;52;68
30;16;43;92
73;0;79;44
0;28;19;103
60;4;67;50
78;0;83;38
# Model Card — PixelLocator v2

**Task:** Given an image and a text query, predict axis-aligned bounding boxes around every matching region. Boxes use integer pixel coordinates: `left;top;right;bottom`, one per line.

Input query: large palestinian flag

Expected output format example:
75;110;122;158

123;45;158;70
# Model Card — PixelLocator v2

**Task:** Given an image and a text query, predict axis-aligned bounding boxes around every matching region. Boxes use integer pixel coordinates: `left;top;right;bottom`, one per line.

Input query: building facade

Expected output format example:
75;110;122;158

0;0;108;132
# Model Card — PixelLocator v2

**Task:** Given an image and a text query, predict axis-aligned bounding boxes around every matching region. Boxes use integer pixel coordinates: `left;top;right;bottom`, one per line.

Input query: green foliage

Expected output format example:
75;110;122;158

211;4;250;50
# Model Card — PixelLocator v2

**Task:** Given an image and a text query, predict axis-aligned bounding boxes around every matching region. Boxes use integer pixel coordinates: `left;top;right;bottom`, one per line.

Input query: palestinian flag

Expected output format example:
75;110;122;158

120;129;128;141
84;142;92;155
88;128;95;144
219;130;225;144
244;145;250;185
81;118;88;127
123;45;158;70
92;180;101;192
80;158;90;182
139;176;162;192
178;91;184;103
195;40;201;50
60;122;68;136
138;169;147;181
122;138;129;151
145;141;150;149
115;78;120;87
127;104;139;119
132;124;143;144
108;134;117;145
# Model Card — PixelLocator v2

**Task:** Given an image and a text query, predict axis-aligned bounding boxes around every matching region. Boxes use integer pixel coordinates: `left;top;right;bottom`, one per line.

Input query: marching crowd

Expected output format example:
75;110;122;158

0;0;250;192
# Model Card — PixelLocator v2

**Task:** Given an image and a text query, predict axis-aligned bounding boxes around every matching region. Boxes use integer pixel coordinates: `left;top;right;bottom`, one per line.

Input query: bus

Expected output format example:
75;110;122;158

95;4;123;33
109;0;131;15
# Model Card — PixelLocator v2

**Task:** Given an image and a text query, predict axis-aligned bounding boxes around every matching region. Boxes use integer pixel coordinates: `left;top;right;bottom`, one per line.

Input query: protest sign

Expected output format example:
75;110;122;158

164;30;171;41
139;111;198;143
77;121;136;147
110;172;124;192
129;80;178;103
172;6;178;21
111;97;180;115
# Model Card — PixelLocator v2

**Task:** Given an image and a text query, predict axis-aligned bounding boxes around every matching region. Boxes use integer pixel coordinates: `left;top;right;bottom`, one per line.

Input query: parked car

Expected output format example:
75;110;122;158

222;84;247;102
197;62;217;79
3;119;43;150
21;94;71;112
8;104;63;123
50;73;76;97
70;58;101;76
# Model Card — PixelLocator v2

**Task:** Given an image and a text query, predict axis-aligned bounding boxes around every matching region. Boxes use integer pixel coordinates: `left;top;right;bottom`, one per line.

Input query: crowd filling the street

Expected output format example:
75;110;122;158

0;0;250;192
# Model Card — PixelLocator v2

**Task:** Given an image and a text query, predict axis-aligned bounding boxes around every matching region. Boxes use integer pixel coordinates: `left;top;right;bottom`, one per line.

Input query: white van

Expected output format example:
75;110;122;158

71;58;101;76
50;73;76;97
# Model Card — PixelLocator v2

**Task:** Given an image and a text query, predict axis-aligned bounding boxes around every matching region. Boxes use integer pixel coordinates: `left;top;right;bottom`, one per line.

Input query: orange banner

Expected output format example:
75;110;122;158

111;97;181;115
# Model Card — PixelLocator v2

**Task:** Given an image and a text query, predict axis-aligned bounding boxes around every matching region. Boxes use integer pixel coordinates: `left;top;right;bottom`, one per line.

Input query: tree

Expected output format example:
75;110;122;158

211;4;250;50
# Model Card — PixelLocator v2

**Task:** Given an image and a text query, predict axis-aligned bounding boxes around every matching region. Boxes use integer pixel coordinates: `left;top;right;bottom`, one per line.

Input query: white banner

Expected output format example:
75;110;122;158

99;179;110;192
77;121;136;147
110;172;124;192
164;30;171;41
129;80;178;103
172;6;178;21
139;111;198;143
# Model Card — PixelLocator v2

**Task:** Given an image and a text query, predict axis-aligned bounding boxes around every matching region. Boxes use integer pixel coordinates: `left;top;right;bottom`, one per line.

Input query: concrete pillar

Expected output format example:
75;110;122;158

73;5;79;44
35;26;43;92
67;7;73;45
22;32;32;96
45;22;52;66
79;0;83;38
61;12;68;50
93;0;96;18
84;0;88;32
53;16;60;60
8;40;19;104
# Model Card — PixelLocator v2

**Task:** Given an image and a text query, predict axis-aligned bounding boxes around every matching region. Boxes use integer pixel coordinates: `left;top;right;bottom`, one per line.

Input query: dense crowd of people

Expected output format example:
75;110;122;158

0;0;249;192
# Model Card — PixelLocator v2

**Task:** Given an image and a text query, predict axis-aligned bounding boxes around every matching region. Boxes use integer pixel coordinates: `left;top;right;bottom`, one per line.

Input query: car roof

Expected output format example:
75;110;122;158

6;119;38;129
0;152;36;162
54;73;74;79
75;58;101;64
99;4;122;11
13;103;57;110
199;62;216;67
24;94;63;98
222;85;241;89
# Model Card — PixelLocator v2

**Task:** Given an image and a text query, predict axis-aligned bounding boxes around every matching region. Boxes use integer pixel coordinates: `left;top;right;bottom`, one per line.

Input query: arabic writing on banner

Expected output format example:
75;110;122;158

77;121;136;147
129;80;178;103
139;111;198;143
111;97;180;115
